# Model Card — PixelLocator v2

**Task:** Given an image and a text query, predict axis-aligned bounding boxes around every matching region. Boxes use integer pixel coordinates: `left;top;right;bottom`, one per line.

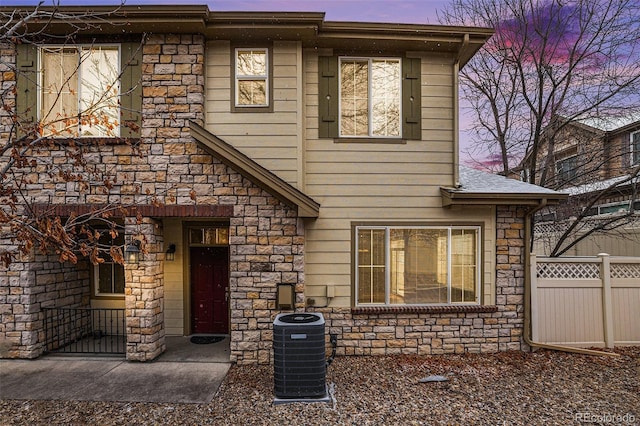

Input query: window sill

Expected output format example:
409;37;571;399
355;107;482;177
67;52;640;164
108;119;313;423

351;305;498;315
333;137;407;144
33;137;140;146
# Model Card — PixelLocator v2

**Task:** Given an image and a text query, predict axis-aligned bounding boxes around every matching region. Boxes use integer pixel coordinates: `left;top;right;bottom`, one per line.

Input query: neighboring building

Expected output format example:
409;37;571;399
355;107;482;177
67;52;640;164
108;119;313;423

0;5;565;364
521;115;640;256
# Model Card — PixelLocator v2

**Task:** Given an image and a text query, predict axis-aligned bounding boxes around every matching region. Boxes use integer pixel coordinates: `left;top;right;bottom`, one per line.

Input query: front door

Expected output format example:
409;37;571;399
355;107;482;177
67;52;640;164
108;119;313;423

190;246;229;334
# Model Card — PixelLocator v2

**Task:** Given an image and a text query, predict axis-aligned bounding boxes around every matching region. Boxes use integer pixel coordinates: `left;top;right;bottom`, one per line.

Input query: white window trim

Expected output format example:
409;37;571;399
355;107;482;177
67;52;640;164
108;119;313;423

338;56;402;139
37;44;121;138
234;47;269;108
354;225;481;307
631;130;640;166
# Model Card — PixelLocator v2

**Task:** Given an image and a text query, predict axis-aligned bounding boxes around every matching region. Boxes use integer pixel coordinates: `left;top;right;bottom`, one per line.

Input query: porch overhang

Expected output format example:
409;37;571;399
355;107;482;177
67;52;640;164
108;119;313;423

189;121;320;218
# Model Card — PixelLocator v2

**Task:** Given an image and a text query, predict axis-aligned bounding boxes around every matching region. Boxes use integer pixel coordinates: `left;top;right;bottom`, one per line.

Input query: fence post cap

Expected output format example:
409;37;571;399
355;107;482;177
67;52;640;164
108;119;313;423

597;253;610;257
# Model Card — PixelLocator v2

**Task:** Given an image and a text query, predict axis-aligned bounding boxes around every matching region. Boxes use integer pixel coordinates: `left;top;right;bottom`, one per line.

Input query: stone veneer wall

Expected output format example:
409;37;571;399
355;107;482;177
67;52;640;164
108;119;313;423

0;255;90;358
125;218;165;361
309;206;528;356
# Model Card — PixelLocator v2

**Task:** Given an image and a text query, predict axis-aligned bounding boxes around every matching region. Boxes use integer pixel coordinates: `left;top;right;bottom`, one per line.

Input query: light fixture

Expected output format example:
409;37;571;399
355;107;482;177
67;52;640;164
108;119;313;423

165;243;176;261
125;239;141;264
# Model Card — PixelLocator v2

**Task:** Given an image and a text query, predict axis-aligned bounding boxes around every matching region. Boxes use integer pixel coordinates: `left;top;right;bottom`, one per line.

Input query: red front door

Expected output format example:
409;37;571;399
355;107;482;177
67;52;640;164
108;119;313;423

190;247;229;334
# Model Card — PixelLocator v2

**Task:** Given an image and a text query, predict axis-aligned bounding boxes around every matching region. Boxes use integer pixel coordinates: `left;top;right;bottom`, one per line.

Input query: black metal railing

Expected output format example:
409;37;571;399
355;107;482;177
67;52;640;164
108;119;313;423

43;307;126;355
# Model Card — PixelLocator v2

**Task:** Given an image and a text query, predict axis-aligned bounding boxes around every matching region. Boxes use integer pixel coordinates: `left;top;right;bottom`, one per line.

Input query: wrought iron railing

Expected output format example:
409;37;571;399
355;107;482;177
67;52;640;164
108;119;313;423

43;307;126;355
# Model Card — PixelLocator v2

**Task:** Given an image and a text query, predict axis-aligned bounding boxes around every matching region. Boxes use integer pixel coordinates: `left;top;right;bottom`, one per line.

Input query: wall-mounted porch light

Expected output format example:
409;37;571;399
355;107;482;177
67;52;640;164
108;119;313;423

125;239;141;264
165;243;176;261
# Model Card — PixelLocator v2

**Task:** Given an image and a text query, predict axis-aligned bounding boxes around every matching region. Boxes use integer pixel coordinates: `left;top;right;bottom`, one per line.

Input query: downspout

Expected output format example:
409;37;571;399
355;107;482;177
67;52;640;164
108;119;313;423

523;200;619;357
452;34;468;188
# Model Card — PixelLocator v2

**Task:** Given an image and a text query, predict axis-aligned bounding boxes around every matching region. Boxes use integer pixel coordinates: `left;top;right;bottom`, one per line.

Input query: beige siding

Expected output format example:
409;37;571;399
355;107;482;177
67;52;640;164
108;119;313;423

205;40;302;186
163;219;185;336
302;49;496;307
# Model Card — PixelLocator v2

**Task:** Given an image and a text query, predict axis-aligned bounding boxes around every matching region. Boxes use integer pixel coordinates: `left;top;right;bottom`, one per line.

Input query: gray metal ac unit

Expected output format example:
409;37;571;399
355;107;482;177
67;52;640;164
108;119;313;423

273;312;326;399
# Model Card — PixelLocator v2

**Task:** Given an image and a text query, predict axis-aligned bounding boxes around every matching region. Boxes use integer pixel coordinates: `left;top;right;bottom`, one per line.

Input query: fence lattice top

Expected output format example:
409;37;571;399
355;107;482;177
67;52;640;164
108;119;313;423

537;262;600;279
611;263;640;279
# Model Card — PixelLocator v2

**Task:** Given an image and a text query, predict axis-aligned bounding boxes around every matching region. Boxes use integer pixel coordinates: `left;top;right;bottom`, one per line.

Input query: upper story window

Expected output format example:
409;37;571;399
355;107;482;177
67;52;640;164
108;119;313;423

17;42;141;139
339;57;401;138
318;55;421;141
355;225;480;306
40;45;119;137
555;148;578;185
234;48;269;107
631;130;640;165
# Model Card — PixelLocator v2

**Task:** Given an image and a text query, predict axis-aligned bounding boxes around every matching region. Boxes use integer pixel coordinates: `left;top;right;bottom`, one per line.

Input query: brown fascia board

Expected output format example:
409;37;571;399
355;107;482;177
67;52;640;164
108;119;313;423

3;5;492;64
189;121;320;218
0;5;211;35
440;188;568;207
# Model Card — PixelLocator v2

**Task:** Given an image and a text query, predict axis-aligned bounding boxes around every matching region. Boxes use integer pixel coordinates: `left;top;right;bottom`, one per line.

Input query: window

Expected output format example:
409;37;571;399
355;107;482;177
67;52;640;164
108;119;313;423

555;149;578;184
339;58;401;137
583;200;640;217
355;226;480;306
235;48;268;107
93;230;125;297
40;46;119;137
318;55;421;140
17;42;141;139
632;131;640;165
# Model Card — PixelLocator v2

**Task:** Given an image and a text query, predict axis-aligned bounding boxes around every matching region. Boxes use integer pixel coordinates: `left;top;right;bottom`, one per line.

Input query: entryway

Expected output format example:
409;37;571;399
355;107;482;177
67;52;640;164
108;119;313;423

190;246;230;335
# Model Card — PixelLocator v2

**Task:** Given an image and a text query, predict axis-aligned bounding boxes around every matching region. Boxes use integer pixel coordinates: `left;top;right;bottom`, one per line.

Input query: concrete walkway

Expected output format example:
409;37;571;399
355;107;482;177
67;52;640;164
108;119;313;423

0;337;231;404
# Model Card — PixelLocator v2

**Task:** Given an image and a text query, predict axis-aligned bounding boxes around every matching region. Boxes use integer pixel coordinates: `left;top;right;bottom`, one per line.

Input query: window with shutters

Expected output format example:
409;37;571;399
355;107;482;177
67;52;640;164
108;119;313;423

16;43;141;139
40;45;120;137
319;55;421;141
340;57;401;137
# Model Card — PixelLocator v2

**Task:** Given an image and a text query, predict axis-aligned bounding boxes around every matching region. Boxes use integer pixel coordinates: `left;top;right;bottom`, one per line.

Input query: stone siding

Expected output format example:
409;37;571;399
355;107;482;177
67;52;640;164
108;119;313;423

0;256;90;358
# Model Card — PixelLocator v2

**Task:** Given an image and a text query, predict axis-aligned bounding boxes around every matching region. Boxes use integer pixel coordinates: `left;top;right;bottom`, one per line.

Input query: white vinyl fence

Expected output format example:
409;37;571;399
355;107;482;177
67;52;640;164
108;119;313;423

531;254;640;348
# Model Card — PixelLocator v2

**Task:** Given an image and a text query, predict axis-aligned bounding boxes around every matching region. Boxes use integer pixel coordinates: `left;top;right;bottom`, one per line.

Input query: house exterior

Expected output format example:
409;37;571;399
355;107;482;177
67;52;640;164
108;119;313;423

0;5;566;364
524;115;640;256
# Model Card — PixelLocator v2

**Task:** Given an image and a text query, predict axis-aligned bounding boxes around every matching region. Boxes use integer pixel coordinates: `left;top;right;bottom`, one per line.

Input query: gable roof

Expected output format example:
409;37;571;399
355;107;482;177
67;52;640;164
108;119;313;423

189;121;320;218
440;166;567;206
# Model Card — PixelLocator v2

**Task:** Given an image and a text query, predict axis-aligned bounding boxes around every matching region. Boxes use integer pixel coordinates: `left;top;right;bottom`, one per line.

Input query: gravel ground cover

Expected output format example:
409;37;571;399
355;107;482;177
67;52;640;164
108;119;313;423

1;347;638;425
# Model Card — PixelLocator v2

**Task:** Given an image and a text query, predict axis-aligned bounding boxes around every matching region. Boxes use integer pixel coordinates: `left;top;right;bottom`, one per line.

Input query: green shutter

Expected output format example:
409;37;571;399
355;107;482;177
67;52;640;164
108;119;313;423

120;42;142;138
16;43;38;138
318;56;339;139
402;57;421;140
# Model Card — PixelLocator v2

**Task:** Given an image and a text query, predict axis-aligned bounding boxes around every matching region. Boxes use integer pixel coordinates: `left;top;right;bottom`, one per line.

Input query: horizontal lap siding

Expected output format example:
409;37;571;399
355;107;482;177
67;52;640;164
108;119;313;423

303;50;496;306
205;41;301;186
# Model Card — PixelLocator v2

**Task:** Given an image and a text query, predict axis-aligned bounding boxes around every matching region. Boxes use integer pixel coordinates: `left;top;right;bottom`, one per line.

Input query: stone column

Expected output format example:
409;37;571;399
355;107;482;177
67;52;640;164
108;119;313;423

495;205;527;351
125;217;165;361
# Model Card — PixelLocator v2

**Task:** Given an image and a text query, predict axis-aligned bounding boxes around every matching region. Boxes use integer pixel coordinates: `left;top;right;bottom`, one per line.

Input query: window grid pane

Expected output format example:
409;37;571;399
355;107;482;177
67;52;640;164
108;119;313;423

357;229;386;304
340;60;369;136
371;59;401;137
40;45;120;138
79;47;119;137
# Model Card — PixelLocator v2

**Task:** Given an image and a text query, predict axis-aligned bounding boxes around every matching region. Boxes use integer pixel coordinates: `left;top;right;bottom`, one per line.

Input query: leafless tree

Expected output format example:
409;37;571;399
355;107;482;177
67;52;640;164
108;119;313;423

440;0;640;256
0;3;153;267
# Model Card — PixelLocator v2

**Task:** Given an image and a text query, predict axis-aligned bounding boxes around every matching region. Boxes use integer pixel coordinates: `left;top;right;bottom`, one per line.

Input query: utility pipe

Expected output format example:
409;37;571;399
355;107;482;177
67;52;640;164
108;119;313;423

523;200;619;357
